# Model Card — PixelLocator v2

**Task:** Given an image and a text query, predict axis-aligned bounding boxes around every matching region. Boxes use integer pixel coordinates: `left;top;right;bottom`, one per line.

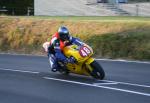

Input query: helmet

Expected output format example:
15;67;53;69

58;26;70;41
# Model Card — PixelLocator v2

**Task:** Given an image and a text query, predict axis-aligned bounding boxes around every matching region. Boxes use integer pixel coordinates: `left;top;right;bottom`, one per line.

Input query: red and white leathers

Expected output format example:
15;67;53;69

46;32;83;72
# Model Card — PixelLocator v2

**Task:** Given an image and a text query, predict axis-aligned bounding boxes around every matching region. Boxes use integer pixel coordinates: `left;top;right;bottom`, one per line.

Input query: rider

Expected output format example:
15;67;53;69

45;26;84;72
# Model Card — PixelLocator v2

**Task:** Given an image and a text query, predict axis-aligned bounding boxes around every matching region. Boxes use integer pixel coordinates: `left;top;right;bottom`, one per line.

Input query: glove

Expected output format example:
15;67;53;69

65;57;76;64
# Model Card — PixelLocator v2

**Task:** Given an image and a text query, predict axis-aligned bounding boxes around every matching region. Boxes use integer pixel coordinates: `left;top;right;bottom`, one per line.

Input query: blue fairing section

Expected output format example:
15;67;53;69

70;37;83;46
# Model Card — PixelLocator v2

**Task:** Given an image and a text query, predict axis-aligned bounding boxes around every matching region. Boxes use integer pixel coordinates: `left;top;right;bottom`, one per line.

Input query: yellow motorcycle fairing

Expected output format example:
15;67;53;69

63;44;95;76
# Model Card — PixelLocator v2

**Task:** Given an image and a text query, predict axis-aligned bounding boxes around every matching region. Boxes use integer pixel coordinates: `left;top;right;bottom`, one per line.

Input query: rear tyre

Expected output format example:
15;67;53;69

58;62;70;75
59;69;70;75
90;60;105;80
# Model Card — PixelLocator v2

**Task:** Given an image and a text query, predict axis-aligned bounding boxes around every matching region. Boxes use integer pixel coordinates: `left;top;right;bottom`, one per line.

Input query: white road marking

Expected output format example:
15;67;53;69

43;77;150;97
0;68;40;74
0;64;149;88
93;82;118;85
99;80;150;88
96;58;150;64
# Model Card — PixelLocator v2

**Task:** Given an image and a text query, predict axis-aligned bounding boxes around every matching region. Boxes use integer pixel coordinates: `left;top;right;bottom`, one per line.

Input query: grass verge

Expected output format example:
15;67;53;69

0;16;150;60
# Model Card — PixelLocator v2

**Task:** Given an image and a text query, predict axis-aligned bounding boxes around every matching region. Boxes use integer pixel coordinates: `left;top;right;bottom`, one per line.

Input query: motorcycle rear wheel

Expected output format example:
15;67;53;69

90;60;105;79
58;62;70;75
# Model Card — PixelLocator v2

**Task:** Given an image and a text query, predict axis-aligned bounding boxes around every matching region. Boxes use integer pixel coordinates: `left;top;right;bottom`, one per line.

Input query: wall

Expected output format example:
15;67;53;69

34;0;116;16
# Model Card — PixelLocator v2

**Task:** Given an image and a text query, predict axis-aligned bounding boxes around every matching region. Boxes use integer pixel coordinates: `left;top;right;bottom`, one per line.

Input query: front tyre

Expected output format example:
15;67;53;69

90;60;105;79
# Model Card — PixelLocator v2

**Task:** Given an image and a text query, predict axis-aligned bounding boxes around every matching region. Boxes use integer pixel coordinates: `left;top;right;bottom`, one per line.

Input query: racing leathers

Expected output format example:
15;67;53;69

48;32;83;72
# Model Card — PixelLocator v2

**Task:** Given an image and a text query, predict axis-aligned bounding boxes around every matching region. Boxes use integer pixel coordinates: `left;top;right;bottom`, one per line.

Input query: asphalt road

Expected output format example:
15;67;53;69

0;54;150;103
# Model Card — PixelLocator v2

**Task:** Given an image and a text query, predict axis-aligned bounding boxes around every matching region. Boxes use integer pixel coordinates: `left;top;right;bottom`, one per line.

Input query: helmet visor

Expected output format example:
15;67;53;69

59;33;70;41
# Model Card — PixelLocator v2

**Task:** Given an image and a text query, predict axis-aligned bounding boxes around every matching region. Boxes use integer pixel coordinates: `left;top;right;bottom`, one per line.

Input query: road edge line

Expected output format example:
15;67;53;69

0;68;40;74
0;53;150;64
43;77;150;97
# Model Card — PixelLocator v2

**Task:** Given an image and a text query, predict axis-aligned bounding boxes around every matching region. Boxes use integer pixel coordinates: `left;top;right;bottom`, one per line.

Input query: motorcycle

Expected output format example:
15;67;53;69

58;43;105;80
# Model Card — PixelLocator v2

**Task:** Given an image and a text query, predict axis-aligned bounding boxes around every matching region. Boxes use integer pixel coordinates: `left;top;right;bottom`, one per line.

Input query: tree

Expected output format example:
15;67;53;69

0;0;34;15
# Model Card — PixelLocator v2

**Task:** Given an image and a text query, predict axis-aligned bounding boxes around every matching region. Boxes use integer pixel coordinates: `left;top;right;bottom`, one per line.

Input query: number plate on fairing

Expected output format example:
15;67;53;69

79;46;92;57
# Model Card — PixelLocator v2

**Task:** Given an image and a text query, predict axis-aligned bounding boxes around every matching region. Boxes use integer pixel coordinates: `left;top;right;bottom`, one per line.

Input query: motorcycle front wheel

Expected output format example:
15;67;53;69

90;60;105;80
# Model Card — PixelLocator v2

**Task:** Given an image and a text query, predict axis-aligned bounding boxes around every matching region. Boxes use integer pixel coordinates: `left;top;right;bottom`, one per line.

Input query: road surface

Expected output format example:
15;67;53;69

0;54;150;103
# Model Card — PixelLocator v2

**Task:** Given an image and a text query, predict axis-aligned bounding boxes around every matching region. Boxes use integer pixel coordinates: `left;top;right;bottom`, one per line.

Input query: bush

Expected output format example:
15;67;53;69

0;17;150;60
86;33;150;60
